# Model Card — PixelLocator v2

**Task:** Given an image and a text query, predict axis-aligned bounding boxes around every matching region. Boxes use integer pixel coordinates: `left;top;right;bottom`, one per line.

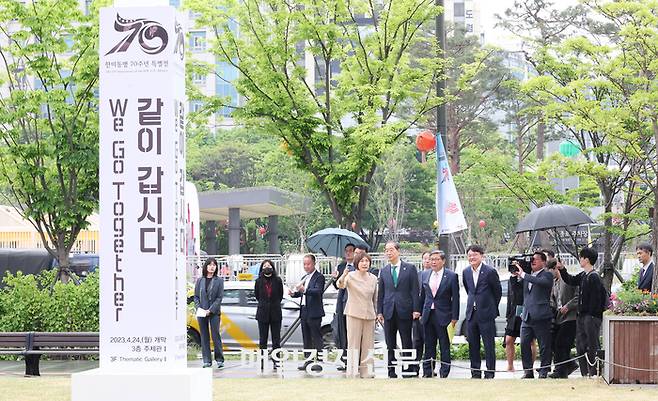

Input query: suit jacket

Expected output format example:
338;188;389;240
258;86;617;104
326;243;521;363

291;270;325;319
551;278;578;325
419;269;460;326
254;276;284;322
332;261;355;315
376;260;420;320
194;276;224;315
520;269;554;322
463;263;502;323
638;262;654;292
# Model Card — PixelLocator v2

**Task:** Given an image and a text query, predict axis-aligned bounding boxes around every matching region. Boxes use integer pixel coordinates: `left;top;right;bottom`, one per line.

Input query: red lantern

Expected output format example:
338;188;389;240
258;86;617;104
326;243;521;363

258;226;267;236
479;220;486;228
415;130;436;153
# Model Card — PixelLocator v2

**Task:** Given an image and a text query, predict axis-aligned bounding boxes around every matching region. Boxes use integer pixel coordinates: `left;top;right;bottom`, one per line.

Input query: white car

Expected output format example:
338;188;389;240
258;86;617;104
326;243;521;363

188;280;384;350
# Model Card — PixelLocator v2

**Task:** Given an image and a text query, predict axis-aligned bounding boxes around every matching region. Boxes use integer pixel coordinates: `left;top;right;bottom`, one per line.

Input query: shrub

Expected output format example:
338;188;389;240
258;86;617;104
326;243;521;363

0;269;99;332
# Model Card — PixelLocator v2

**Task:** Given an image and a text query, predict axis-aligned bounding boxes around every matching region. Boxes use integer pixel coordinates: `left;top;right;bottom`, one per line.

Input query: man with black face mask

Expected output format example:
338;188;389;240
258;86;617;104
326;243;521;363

255;259;284;362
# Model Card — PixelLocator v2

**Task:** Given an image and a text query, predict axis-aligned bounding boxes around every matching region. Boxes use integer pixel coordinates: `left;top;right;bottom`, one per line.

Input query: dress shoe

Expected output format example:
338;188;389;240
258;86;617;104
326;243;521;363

538;372;548;379
216;361;224;369
337;365;347;371
521;374;534;379
388;373;398;379
297;362;310;371
202;363;212;368
548;372;566;379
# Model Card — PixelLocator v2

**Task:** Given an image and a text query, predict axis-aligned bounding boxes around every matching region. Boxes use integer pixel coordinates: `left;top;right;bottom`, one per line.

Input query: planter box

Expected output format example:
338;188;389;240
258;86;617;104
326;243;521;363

603;315;658;384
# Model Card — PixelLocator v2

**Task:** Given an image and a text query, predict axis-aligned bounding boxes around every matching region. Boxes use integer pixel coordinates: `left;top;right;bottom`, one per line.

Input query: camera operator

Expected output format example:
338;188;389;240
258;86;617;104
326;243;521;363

511;252;554;379
505;256;536;372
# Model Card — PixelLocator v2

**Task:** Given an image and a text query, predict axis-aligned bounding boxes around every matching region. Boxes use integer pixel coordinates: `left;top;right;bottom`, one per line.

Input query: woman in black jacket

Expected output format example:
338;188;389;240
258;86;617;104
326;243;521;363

254;260;284;355
194;257;225;368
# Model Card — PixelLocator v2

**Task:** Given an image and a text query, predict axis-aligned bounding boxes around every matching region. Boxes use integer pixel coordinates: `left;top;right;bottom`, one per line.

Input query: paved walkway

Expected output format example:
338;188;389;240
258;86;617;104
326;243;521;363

0;358;584;380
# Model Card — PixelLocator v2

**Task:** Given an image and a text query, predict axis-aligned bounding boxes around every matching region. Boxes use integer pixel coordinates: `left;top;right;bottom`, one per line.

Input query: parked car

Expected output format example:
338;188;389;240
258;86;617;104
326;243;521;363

187;280;384;350
454;275;509;337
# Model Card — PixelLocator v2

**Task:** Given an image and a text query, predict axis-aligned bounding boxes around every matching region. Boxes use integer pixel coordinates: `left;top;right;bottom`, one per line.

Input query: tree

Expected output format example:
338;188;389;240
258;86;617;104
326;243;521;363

186;0;443;230
0;0;100;282
518;0;653;290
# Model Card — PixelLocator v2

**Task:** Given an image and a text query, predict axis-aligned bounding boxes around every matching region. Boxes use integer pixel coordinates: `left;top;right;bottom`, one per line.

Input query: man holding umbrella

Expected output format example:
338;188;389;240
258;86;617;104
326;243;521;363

332;243;356;370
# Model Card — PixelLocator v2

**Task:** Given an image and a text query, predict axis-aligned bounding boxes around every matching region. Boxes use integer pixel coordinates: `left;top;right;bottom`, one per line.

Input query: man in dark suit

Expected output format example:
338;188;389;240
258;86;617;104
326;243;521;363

290;254;325;370
636;243;654;292
463;244;502;379
512;251;554;378
420;250;459;378
331;243;356;370
377;241;421;378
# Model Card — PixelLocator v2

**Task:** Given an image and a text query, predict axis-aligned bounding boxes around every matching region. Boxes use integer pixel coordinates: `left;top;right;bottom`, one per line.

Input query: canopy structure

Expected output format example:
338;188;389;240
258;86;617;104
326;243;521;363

198;187;310;254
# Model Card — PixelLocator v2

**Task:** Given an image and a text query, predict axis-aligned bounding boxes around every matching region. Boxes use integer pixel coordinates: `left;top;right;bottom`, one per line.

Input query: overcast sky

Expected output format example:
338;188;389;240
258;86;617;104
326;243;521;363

480;0;579;49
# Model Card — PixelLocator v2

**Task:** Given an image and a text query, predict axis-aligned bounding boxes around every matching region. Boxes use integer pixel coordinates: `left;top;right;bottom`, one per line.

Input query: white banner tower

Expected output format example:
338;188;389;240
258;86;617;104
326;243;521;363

72;1;212;400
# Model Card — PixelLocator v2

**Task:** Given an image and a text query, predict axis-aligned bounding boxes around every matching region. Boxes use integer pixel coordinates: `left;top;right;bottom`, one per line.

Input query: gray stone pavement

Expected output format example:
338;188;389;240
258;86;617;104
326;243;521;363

0;357;584;380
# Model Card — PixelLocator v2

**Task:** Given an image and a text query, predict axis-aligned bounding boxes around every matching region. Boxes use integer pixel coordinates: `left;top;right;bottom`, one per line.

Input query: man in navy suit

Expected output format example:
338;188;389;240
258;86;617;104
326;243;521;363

636;243;654;292
463;244;502;378
419;250;459;378
290;254;325;370
377;241;421;378
512;252;554;378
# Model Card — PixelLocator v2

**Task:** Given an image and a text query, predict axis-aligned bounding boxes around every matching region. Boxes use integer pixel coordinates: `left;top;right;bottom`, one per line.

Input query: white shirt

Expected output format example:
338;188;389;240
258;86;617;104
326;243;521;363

430;270;444;309
301;270;315;306
641;261;652;278
471;263;482;288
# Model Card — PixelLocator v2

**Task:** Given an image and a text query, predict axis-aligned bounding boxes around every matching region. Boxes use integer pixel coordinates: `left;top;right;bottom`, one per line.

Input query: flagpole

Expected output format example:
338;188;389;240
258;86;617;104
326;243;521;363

436;0;451;263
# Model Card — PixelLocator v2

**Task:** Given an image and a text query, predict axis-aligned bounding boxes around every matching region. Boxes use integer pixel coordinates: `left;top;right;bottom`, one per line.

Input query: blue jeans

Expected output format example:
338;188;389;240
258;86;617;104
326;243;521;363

197;313;224;364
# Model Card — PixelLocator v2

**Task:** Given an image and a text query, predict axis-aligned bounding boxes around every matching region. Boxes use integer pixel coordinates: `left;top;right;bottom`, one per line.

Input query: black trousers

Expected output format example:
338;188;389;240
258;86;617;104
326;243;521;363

336;313;348;362
300;307;323;359
576;314;601;376
258;319;282;351
552;320;577;376
412;319;424;373
384;309;413;376
520;317;552;376
466;310;496;378
423;310;451;378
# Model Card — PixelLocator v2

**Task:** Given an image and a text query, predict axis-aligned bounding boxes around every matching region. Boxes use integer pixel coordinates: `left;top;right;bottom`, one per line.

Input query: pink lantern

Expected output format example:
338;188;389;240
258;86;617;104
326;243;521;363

479;220;486;228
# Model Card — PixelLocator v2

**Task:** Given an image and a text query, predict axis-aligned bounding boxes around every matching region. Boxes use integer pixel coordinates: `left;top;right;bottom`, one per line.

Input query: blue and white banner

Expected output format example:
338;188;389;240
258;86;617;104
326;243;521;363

436;135;467;234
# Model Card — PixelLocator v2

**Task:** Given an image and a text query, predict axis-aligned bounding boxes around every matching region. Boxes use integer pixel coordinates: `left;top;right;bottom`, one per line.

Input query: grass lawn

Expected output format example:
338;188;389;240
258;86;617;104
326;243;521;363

0;376;656;401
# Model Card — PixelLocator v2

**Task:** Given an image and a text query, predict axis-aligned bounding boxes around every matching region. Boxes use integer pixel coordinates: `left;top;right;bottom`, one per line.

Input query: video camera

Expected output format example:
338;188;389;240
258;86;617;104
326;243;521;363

507;254;534;274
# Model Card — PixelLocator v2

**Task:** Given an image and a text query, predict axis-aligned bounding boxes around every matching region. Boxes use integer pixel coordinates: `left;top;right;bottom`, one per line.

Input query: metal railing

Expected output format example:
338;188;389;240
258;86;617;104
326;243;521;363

188;251;639;286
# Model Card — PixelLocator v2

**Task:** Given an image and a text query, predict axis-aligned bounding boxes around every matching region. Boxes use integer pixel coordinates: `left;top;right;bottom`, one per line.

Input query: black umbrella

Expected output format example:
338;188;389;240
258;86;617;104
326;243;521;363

515;204;594;233
306;228;369;258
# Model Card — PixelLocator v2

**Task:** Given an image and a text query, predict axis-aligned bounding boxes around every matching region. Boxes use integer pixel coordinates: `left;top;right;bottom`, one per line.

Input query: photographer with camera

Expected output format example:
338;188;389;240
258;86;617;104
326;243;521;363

505;255;536;371
511;252;554;379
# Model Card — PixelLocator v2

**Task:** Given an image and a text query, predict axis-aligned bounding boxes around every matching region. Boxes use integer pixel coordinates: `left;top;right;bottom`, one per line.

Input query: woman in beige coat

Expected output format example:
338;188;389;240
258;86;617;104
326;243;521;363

337;252;378;378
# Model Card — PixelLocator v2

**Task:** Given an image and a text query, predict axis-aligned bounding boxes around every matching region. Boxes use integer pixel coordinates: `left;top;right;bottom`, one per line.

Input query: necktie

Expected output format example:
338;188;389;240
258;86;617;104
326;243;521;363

392;265;398;287
641;267;645;278
431;272;439;297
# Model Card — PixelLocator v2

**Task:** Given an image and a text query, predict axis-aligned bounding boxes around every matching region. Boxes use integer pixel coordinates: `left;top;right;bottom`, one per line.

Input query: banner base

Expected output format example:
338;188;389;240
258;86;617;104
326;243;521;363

72;368;212;401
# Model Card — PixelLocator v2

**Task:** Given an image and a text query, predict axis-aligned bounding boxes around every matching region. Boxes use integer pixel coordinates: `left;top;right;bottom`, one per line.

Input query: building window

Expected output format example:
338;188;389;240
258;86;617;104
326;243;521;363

189;101;203;113
454;3;465;17
192;72;207;85
189;31;206;52
169;0;180;7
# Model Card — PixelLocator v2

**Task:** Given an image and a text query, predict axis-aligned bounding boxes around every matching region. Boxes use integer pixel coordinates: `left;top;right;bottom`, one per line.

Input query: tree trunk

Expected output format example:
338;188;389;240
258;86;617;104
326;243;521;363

601;188;614;292
57;248;70;284
448;126;461;174
653;180;658;294
536;119;545;160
